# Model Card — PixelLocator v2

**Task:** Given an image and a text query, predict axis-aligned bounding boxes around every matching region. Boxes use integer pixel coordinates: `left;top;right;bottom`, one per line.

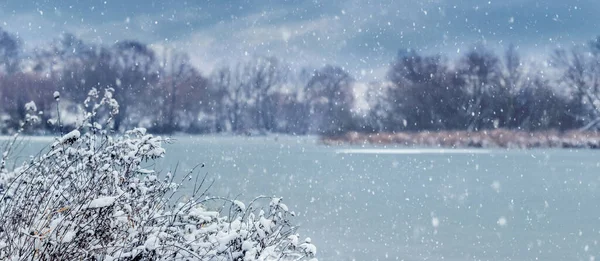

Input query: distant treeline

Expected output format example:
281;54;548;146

0;26;600;135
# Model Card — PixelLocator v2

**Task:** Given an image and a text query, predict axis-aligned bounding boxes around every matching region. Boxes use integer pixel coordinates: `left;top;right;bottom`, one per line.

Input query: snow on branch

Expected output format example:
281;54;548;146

0;89;316;261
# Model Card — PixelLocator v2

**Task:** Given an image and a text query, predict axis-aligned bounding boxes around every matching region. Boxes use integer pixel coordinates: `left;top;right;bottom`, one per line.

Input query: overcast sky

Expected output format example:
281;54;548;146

1;0;599;81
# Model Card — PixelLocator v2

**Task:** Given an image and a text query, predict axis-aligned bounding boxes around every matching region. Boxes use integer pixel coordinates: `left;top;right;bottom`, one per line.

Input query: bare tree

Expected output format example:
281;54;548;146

386;50;467;131
513;75;577;130
551;39;600;130
58;40;159;131
153;49;208;133
33;33;93;78
0;27;20;74
275;68;313;134
0;73;55;133
458;46;505;131
358;81;392;132
211;65;249;133
245;56;287;133
501;44;524;128
306;65;355;134
110;41;160;131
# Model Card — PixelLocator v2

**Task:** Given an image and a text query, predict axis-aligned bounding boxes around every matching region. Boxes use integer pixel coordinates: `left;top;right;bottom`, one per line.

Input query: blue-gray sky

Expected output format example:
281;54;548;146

1;0;599;80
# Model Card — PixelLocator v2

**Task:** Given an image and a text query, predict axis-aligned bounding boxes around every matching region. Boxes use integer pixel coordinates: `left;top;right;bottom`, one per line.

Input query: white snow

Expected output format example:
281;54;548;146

299;238;317;256
85;195;119;209
136;168;155;174
58;130;81;144
432;217;440;228
144;235;159;250
336;149;491;155
288;235;299;247
497;216;507;227
233;200;246;211
491;181;501;193
24;101;37;112
62;231;76;243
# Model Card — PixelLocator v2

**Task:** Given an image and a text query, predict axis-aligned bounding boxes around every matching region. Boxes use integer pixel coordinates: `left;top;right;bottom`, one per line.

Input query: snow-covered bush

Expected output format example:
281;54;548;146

0;89;316;261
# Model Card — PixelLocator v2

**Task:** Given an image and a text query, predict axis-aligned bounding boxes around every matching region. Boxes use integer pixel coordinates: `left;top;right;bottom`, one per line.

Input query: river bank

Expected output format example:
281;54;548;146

321;129;600;149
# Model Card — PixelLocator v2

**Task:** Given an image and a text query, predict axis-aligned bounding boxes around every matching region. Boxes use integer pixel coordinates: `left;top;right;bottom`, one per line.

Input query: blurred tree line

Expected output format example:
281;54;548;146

1;26;600;135
360;44;583;133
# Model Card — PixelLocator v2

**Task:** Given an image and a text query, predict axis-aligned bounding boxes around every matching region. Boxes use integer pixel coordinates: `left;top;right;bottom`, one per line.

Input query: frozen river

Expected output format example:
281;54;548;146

11;135;600;260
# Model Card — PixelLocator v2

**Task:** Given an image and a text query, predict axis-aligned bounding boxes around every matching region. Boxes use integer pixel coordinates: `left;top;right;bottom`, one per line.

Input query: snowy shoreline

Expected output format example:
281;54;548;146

322;129;600;149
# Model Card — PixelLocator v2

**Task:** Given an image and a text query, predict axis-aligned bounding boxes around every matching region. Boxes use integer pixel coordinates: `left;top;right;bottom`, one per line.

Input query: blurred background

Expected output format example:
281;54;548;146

0;0;599;135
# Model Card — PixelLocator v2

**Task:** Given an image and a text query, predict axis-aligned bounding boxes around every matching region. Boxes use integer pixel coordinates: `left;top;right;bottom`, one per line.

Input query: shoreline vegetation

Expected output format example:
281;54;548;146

321;129;600;149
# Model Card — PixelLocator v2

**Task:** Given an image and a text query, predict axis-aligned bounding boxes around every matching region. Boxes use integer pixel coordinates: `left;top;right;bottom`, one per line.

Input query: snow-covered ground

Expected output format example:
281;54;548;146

9;135;600;260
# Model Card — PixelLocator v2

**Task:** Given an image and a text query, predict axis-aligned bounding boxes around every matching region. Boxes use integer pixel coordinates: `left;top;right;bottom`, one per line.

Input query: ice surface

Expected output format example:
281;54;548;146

336;148;492;154
10;135;600;260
